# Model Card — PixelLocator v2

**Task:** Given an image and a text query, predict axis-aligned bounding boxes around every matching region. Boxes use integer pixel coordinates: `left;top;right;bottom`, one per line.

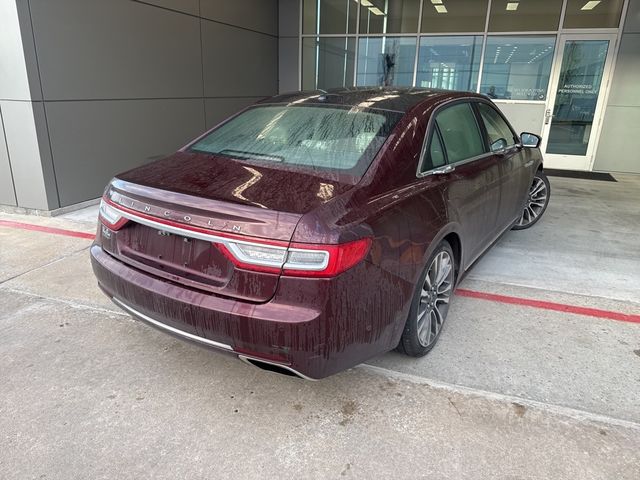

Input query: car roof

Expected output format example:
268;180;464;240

256;87;488;113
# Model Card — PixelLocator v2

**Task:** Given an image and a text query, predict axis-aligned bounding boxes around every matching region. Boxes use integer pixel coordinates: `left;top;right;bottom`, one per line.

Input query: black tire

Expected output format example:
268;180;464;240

397;240;455;357
512;170;551;230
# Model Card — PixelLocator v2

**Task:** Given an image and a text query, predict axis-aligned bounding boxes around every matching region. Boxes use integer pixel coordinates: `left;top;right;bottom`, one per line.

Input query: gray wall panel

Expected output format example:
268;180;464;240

279;0;300;37
200;0;278;36
624;0;640;32
29;0;203;100
593;106;640;173
1;100;58;209
204;97;265;129
606;33;640;107
279;38;299;93
0;1;32;100
493;103;546;136
0;106;17;206
202;22;278;97
45;99;206;206
136;0;200;16
31;102;59;208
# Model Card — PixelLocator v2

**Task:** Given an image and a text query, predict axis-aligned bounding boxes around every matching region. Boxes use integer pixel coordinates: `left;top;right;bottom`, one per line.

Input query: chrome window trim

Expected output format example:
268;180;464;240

416;96;493;178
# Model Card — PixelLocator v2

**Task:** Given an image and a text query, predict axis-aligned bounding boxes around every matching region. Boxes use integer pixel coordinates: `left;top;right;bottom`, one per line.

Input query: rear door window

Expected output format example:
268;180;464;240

435;103;486;163
421;128;447;172
477;102;518;151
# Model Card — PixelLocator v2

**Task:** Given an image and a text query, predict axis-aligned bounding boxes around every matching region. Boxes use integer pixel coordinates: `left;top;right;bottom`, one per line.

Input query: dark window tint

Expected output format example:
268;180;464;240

422;129;446;172
435;103;486;163
358;0;420;34
563;0;624;29
189;105;401;179
303;0;357;34
477;103;517;149
489;0;562;32
421;0;488;33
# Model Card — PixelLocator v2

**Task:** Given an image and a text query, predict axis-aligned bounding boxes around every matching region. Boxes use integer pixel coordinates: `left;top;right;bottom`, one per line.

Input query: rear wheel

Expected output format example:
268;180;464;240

513;170;550;230
398;241;455;357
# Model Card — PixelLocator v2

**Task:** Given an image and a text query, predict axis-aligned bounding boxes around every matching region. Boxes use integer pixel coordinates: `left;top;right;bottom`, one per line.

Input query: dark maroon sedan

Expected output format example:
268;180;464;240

91;88;550;379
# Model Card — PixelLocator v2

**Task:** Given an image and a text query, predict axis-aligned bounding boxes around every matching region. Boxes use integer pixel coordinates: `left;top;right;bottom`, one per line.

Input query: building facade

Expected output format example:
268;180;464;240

283;0;640;174
1;0;639;213
0;0;279;212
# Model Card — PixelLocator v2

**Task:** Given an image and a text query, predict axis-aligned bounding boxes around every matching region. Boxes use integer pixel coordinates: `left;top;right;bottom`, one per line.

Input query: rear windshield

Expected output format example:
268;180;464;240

189;105;402;178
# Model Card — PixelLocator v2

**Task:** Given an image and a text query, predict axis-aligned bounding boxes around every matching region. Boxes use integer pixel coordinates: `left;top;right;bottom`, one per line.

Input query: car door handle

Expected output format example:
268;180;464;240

431;165;455;175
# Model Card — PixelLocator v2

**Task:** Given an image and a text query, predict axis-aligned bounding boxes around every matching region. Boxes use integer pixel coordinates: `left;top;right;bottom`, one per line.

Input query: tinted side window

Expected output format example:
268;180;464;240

422;128;446;172
477;103;517;149
435;103;486;163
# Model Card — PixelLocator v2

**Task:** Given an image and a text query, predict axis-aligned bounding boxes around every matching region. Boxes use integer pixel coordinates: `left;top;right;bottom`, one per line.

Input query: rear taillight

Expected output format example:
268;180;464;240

285;239;372;277
217;237;371;278
99;198;129;230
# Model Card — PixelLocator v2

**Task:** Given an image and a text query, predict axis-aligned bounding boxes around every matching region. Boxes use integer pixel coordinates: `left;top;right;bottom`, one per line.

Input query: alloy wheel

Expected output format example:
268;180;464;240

517;175;548;228
416;250;454;347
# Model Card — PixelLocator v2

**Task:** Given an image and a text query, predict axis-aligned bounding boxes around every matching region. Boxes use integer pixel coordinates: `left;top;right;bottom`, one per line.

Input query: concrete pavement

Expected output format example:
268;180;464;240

1;174;639;478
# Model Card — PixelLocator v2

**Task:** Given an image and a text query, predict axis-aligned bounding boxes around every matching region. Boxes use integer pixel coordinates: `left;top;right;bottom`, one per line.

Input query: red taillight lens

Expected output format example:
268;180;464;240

99;198;129;231
283;238;372;278
217;237;371;278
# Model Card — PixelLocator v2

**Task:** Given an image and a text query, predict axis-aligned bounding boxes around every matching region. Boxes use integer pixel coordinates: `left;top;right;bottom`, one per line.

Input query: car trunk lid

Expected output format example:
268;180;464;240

100;153;355;302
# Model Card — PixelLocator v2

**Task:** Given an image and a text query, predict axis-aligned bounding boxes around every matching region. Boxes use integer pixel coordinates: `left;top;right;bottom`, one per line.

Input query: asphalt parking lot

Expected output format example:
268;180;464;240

1;174;639;479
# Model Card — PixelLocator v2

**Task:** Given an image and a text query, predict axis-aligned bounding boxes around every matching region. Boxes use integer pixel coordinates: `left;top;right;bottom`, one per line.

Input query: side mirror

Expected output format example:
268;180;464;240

520;132;542;148
490;138;508;153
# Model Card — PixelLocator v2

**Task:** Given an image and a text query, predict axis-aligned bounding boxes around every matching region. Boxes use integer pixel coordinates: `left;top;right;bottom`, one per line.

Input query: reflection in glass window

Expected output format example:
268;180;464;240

303;0;357;34
563;0;624;29
547;40;610;155
489;0;562;32
480;36;555;101
356;37;417;87
477;103;517;148
422;129;446;171
358;0;420;34
421;0;489;33
416;36;482;92
436;103;486;163
302;37;356;90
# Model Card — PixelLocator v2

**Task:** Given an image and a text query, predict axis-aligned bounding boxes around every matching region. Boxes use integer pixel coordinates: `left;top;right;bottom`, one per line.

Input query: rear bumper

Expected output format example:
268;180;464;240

90;244;408;379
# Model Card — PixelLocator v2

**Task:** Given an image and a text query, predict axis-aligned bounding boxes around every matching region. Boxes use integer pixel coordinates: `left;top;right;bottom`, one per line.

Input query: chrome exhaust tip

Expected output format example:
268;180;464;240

237;355;316;381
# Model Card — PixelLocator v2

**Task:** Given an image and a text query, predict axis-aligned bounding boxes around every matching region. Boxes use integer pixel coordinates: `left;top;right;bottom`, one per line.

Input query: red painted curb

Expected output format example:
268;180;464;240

2;219;639;324
0;220;95;240
456;288;640;324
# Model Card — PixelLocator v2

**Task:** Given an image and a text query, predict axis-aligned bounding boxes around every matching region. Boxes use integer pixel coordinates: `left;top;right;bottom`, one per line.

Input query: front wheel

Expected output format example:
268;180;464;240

398;241;455;357
513;170;550;230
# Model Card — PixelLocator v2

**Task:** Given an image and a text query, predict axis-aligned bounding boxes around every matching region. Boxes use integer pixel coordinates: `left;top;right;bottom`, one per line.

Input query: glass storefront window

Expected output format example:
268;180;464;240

421;0;489;33
358;0;420;34
303;0;357;34
416;36;482;91
563;0;624;29
488;0;562;32
480;36;555;101
302;37;356;90
356;37;417;87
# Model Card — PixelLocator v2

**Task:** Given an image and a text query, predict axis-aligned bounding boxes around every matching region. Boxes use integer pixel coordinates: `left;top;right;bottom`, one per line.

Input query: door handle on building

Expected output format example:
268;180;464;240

544;108;552;125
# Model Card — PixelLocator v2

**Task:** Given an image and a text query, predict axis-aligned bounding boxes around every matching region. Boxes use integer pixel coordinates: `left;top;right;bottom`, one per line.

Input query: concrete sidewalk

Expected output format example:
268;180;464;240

1;174;639;478
1;288;638;479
